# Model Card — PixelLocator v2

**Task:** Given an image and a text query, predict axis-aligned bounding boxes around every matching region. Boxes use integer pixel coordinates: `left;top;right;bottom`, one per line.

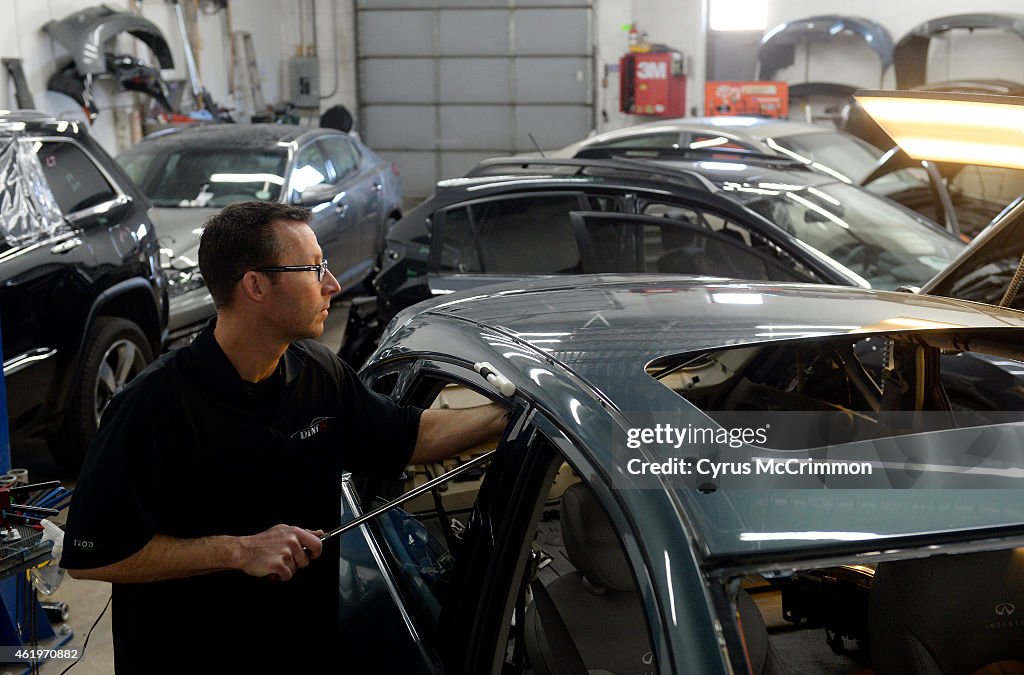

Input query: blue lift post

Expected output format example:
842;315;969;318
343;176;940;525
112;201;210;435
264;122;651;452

0;322;72;670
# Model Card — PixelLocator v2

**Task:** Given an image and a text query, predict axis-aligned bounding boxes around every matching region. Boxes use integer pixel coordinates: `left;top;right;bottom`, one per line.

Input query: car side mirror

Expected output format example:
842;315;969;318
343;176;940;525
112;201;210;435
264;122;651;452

65;195;132;229
298;183;336;206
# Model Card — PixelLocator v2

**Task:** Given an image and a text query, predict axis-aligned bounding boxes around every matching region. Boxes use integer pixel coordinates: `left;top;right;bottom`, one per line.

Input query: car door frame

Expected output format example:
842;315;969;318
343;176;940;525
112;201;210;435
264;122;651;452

347;355;533;673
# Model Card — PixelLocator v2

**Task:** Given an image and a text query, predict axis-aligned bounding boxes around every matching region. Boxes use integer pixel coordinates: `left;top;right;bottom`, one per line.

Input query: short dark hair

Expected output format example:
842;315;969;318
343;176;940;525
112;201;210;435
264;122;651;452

198;201;312;307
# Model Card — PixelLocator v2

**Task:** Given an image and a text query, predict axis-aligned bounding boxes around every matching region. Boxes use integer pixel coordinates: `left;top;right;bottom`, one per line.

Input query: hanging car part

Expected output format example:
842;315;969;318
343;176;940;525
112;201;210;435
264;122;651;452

42;5;174;121
2;60;34;109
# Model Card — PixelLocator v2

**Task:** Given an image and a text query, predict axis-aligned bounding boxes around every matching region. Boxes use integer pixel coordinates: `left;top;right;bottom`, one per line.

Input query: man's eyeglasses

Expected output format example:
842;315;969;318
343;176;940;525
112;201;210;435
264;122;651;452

251;259;330;283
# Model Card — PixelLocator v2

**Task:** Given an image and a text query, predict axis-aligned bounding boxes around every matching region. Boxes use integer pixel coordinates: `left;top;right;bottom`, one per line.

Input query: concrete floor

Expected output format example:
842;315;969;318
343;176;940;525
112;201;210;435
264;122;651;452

10;302;350;674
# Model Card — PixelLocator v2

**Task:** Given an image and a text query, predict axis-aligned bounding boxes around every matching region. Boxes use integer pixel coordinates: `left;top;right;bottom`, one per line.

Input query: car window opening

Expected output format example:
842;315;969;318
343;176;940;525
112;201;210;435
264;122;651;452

363;382;513;631
650;330;1024;449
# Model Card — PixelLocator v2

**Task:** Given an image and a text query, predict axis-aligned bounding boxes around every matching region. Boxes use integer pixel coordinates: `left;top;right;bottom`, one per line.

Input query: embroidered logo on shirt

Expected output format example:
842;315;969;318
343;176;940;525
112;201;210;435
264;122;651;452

291;416;335;440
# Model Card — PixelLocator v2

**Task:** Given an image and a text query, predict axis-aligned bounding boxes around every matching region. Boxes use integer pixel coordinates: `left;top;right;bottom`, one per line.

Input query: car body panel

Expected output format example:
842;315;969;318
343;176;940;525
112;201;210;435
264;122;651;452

894;13;1024;90
758;15;894;80
42;5;174;76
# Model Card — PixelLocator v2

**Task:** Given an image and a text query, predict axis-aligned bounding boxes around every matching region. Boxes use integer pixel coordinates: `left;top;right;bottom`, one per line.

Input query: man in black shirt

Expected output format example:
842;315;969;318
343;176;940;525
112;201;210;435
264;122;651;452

61;202;507;673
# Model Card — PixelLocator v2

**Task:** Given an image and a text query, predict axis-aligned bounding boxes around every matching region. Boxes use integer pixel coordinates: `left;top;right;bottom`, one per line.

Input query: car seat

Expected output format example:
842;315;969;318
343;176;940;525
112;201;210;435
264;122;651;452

523;483;784;674
869;548;1024;675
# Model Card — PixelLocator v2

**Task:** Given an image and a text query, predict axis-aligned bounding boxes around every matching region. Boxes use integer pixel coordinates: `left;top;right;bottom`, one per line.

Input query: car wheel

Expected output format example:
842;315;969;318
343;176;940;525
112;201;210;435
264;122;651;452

47;317;153;470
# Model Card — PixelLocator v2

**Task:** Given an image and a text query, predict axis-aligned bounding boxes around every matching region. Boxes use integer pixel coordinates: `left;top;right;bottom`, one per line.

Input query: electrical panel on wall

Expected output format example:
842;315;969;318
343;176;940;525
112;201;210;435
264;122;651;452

288;57;320;109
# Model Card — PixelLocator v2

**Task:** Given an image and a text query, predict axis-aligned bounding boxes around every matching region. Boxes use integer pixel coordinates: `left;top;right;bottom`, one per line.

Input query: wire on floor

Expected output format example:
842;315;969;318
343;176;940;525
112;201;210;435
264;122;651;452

58;594;111;675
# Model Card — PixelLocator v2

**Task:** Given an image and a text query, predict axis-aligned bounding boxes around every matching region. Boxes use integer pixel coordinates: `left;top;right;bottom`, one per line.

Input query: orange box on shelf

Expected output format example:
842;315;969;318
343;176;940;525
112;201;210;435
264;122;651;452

704;81;789;118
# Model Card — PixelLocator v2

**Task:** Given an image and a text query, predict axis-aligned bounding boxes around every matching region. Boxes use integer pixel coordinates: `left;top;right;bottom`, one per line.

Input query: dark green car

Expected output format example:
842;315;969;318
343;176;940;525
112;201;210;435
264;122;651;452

337;275;1024;674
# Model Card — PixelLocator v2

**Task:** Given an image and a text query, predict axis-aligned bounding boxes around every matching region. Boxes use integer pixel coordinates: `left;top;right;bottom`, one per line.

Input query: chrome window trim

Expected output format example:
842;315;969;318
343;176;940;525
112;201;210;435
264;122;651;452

3;348;57;376
65;194;133;225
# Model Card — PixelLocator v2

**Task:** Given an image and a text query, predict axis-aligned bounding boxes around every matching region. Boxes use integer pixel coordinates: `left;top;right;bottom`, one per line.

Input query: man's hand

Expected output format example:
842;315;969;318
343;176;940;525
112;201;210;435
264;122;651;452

238;525;325;581
411;403;509;464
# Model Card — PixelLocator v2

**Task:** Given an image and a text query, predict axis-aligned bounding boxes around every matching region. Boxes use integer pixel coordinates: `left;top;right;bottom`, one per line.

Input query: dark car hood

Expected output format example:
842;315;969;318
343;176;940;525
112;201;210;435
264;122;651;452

759;15;894;80
894;14;1024;89
149;207;219;269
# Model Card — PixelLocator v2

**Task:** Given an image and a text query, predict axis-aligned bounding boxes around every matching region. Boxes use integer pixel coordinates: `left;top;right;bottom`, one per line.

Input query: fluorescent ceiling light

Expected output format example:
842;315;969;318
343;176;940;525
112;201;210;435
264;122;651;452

856;90;1024;170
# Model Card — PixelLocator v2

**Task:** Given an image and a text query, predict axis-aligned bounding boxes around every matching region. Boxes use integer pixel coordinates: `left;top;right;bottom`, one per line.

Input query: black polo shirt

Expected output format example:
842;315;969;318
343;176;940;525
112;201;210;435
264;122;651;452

62;325;422;673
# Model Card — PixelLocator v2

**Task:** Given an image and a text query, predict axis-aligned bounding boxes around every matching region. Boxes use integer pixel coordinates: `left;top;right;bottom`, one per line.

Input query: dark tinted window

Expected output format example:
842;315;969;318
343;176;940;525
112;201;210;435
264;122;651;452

584;193;626;212
438;207;480;273
37;141;116;214
640;202;820;282
596;132;681;149
438;195;583;274
580;213;813;282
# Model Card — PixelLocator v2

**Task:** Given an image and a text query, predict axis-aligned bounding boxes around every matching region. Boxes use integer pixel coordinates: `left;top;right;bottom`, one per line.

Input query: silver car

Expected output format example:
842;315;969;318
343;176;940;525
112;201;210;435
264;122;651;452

554;116;966;222
117;123;403;347
553;116;922;193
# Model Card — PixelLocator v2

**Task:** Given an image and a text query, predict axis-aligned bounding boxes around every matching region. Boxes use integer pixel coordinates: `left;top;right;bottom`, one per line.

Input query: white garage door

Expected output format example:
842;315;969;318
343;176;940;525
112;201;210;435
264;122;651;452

357;0;594;200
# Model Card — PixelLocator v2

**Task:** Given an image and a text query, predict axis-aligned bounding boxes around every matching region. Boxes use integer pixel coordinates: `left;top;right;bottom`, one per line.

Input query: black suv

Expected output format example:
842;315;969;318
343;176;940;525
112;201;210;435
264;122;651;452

0;112;167;468
367;152;963;350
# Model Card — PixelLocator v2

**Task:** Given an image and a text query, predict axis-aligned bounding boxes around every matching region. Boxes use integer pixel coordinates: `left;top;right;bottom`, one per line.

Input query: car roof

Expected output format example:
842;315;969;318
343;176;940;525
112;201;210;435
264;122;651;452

0;111;85;135
379;275;1024;562
132;123;329;149
389;275;1024;379
581;116;840;145
434;154;831;200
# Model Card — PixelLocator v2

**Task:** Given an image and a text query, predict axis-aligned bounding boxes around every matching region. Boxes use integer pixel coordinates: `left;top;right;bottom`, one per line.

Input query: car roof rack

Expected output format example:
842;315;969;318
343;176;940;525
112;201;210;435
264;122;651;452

573;145;809;168
464;156;719;192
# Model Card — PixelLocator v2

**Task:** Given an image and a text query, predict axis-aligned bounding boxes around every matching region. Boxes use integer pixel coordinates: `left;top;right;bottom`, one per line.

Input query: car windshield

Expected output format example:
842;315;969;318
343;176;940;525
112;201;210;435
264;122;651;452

768;131;928;195
732;181;964;289
118;145;288;207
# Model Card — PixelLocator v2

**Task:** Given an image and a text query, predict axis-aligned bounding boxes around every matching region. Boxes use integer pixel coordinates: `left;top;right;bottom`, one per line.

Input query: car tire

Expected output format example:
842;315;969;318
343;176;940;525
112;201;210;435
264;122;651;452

47;317;153;470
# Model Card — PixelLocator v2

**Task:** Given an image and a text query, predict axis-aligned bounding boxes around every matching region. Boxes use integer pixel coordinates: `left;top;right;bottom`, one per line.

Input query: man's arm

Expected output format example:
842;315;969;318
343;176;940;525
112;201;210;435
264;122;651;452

410;404;509;464
64;524;324;584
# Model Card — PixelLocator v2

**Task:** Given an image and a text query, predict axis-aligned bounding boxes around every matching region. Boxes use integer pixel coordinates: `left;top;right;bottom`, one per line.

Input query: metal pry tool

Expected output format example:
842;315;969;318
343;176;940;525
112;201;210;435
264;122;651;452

319;450;496;544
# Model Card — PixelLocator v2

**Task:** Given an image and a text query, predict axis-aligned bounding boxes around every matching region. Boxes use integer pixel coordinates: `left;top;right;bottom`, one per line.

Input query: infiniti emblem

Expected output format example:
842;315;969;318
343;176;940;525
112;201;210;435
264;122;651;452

995;603;1016;617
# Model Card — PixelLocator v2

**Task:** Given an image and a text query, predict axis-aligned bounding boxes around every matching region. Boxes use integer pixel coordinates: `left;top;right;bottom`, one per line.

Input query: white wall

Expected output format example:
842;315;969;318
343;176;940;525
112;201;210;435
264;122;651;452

7;1;1024;152
592;0;707;135
0;0;292;154
602;0;1024;135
